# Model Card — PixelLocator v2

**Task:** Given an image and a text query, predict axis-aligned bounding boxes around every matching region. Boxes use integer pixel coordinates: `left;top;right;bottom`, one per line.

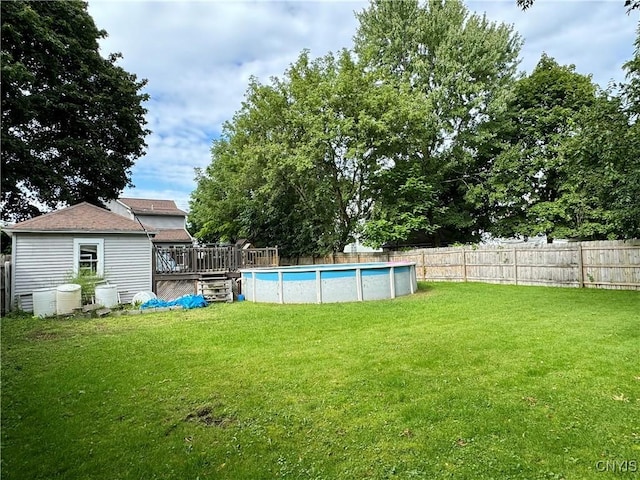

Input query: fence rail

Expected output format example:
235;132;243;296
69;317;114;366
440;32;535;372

281;240;640;290
153;246;279;274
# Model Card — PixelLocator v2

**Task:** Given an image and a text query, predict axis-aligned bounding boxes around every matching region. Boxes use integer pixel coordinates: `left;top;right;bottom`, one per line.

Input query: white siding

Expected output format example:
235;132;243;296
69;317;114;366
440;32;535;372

103;236;152;303
13;234;74;312
12;233;152;312
105;201;186;230
105;200;134;220
136;214;185;230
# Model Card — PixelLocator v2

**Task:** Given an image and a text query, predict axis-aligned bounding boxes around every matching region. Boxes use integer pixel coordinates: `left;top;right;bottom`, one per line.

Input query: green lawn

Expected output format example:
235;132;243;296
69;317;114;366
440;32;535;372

1;282;639;479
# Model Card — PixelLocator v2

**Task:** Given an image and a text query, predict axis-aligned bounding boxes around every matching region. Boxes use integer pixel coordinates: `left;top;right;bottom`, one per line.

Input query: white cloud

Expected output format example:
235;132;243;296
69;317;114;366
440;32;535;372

86;0;639;213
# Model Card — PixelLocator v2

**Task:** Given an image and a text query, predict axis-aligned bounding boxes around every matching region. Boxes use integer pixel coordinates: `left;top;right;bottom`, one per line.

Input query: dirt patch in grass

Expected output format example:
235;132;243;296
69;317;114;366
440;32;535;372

27;330;64;342
185;405;235;428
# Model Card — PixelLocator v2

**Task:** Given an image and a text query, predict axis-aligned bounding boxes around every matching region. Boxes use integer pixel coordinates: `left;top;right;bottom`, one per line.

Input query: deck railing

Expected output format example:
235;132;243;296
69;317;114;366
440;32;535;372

154;246;279;274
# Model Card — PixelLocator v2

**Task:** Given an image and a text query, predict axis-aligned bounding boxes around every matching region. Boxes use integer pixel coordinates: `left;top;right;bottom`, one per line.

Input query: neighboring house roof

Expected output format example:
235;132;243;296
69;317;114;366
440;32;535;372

150;228;193;243
117;197;187;216
4;202;154;235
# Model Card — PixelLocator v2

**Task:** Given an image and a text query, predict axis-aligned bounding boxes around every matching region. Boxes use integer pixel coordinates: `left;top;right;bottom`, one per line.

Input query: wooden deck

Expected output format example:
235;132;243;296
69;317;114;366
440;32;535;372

153;246;279;274
152;246;278;301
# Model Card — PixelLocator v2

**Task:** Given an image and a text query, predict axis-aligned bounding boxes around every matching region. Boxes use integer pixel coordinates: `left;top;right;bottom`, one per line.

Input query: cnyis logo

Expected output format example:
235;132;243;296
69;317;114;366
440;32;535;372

595;460;638;473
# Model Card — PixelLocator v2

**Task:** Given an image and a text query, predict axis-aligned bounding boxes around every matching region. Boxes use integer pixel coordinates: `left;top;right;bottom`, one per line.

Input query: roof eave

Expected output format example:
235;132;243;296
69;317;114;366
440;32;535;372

132;210;187;217
4;229;157;236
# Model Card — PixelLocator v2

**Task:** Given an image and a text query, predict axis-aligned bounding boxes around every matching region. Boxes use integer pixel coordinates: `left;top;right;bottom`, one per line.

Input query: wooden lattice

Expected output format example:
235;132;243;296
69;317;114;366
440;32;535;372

156;279;197;301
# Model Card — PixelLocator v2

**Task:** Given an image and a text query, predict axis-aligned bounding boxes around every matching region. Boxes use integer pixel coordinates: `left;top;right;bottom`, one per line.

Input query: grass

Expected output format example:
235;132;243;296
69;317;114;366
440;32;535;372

1;282;639;479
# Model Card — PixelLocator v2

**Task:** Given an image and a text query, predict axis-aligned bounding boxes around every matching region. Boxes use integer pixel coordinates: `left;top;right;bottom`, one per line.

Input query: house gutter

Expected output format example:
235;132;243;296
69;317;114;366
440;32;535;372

3;229;156;236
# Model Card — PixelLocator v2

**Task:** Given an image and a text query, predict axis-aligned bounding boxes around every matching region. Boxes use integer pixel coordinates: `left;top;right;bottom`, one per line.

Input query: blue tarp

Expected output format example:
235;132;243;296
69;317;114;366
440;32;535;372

140;294;208;310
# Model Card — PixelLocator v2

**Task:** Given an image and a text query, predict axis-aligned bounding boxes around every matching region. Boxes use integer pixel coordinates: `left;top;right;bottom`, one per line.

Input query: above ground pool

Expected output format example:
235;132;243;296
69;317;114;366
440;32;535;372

240;262;417;304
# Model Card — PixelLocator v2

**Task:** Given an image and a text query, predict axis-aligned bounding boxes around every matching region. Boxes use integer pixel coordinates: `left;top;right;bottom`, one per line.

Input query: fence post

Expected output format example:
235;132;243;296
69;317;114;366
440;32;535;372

421;251;426;281
577;243;584;288
513;248;518;285
151;247;157;294
462;248;468;282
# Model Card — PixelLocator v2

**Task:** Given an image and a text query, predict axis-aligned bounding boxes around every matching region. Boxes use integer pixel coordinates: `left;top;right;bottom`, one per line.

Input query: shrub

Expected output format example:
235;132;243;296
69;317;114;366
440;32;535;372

64;271;104;304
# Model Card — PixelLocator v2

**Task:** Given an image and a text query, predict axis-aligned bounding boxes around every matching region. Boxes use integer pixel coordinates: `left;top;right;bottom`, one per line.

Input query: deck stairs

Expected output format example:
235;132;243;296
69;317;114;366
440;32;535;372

197;273;234;303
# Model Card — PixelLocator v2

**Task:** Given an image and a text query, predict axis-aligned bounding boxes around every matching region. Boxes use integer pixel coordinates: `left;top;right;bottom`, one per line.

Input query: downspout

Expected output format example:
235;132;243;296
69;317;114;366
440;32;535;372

134;215;154;242
133;214;156;293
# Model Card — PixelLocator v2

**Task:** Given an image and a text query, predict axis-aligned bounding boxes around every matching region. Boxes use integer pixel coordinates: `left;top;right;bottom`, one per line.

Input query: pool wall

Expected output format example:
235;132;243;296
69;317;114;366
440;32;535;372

240;262;417;304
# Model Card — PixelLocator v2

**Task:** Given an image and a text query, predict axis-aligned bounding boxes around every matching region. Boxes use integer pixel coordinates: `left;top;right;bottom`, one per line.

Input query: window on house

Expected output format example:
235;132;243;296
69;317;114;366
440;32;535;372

73;239;104;277
79;244;99;274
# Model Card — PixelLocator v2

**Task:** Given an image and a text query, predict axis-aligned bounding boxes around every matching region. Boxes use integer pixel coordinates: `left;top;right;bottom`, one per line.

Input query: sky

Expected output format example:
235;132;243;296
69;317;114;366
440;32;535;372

86;0;639;212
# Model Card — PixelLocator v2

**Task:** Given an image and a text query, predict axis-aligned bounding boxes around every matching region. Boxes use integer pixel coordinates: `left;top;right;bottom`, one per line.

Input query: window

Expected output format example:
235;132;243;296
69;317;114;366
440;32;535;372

73;239;104;277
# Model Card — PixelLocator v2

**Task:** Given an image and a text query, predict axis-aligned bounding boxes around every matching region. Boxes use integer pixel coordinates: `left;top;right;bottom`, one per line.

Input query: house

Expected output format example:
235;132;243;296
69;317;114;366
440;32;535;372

4;202;156;312
343;239;383;254
106;197;193;248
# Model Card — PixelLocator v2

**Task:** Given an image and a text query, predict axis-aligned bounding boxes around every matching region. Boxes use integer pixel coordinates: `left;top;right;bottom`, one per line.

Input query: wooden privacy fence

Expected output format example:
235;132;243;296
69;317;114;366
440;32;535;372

281;240;640;290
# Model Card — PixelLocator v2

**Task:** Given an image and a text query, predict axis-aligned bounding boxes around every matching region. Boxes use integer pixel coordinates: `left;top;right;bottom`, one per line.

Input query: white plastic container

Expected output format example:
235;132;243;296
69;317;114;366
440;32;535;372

32;287;57;318
132;291;156;305
95;284;119;308
56;283;82;315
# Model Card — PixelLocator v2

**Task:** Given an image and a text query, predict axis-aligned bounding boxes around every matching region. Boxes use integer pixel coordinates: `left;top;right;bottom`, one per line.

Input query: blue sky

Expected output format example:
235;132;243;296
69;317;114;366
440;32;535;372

86;0;639;212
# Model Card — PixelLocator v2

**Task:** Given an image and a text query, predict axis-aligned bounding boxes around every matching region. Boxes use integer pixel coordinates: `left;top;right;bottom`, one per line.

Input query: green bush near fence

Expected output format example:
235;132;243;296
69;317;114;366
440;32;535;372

1;282;639;479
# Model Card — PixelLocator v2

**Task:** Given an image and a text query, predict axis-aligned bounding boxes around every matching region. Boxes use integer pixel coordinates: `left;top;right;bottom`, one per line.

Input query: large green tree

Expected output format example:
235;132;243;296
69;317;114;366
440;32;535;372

354;0;522;247
623;25;640;119
612;24;640;237
472;54;640;241
192;0;522;252
190;50;407;255
559;92;640;240
189;76;322;255
1;0;149;221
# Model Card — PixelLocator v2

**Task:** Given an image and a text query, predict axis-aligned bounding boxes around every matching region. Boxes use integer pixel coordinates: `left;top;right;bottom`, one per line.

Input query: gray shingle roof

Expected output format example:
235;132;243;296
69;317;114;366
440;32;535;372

6;202;151;234
149;228;193;243
118;198;187;216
